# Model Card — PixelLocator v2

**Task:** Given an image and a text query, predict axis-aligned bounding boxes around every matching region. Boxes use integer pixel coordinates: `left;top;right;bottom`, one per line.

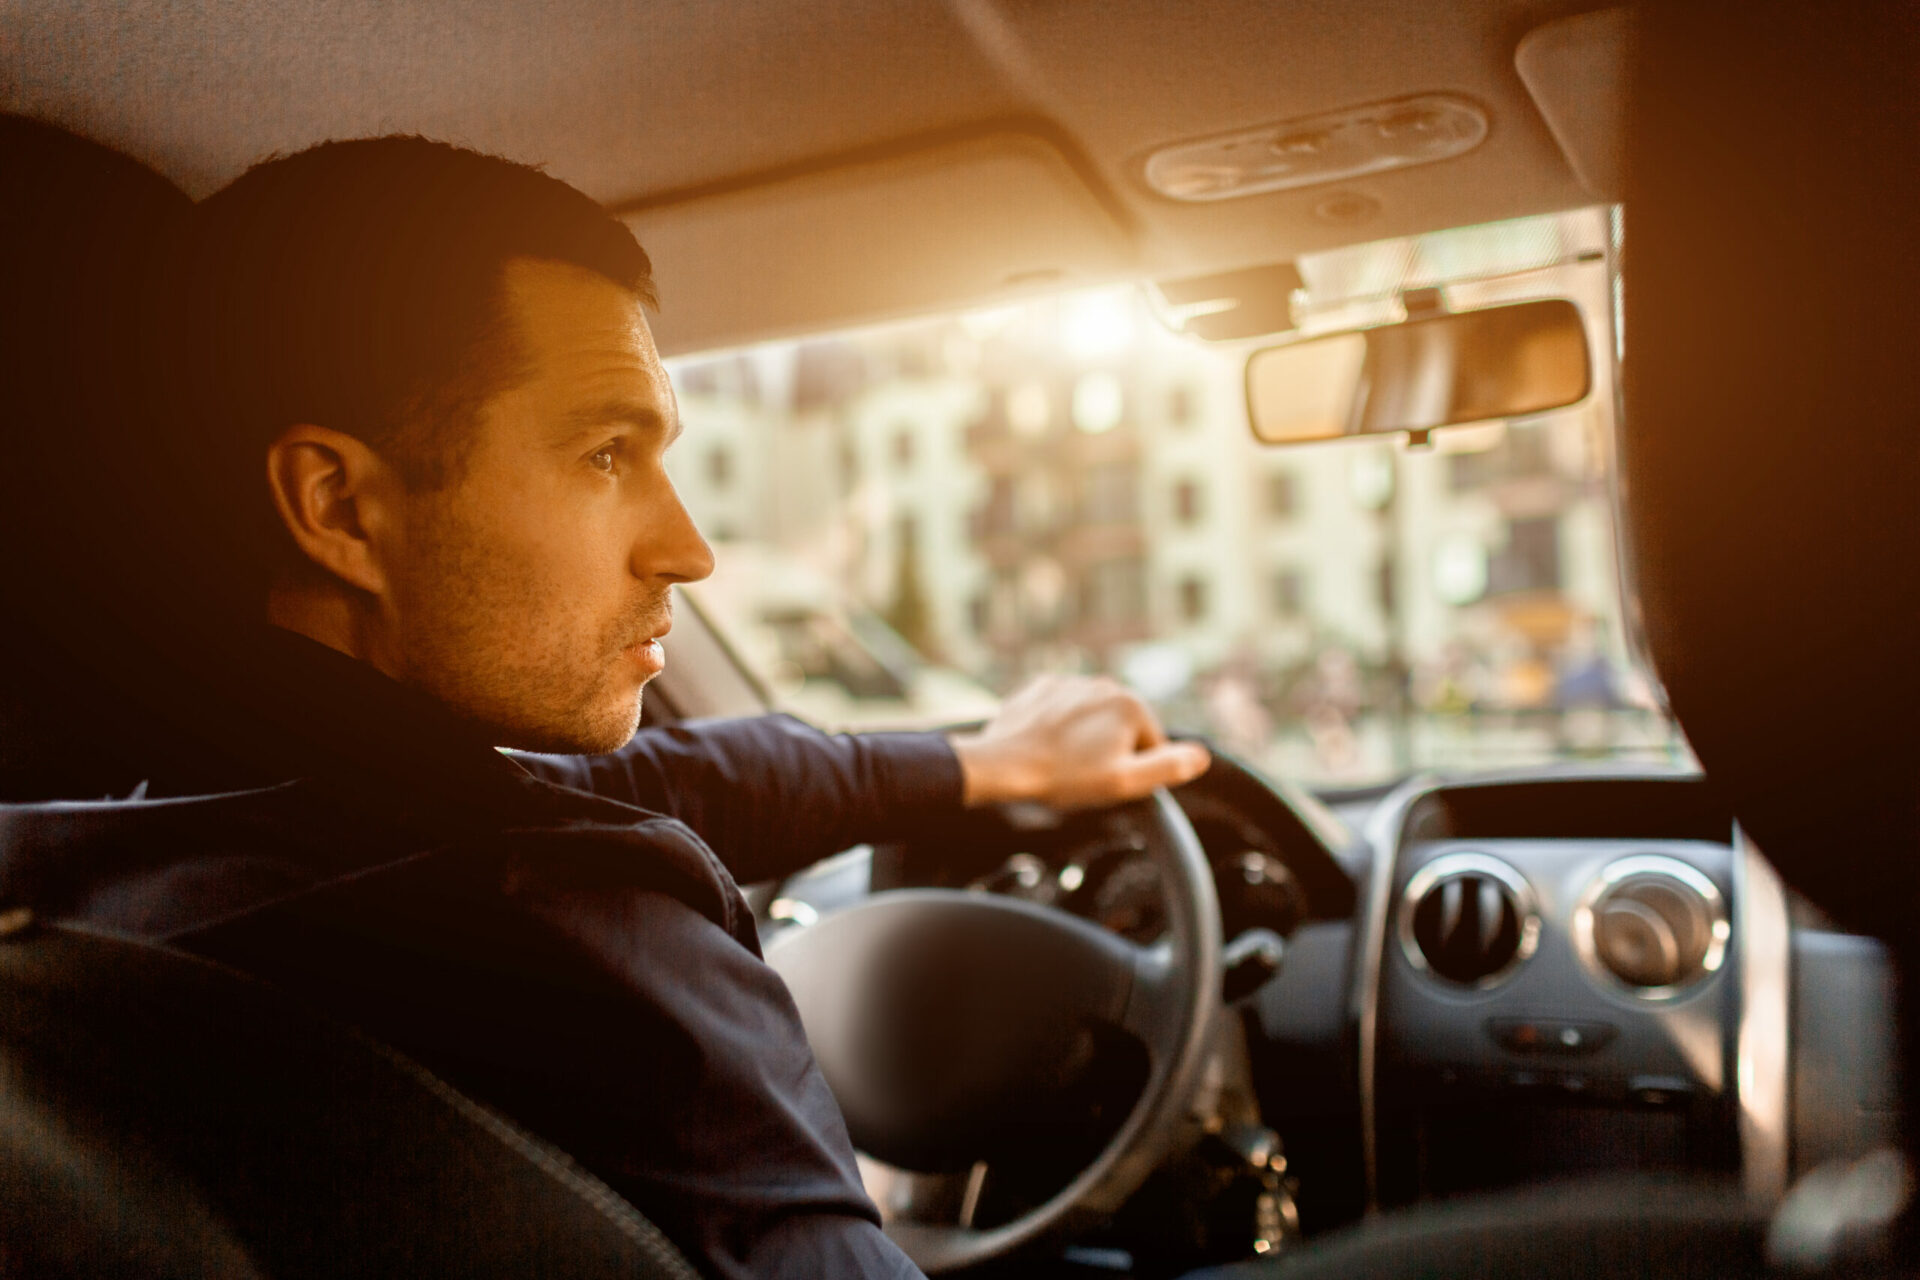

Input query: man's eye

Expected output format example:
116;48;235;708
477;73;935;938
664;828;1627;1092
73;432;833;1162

589;444;619;473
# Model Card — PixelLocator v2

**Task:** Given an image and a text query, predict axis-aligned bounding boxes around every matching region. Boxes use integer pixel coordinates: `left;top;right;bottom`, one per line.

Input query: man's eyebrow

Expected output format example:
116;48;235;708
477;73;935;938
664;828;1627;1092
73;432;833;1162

556;397;680;443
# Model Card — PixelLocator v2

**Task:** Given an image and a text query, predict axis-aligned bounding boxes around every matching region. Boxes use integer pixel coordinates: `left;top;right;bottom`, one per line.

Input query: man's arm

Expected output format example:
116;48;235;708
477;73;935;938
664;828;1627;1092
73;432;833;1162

517;675;1212;885
516;714;961;884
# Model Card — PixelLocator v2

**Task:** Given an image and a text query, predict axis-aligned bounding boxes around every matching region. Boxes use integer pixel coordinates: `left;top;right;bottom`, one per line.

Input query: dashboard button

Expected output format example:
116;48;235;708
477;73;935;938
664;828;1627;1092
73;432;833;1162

1487;1018;1617;1056
1628;1074;1693;1107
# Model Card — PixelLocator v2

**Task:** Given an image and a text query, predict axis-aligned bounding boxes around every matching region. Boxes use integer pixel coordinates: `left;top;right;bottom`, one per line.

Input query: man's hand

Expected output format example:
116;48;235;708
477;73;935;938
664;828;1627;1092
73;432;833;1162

947;675;1212;811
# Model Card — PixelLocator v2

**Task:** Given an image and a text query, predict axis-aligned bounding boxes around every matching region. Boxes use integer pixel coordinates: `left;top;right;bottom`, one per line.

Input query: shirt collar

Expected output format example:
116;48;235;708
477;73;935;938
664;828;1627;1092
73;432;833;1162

163;626;539;816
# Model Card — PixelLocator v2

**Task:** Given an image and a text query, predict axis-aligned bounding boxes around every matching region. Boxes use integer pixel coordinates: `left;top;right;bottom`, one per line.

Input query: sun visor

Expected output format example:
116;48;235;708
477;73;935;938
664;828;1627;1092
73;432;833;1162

623;131;1136;356
1515;8;1633;200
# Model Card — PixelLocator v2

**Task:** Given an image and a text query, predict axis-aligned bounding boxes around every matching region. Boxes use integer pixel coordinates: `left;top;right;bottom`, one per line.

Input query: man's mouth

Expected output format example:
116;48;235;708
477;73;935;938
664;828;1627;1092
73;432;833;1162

629;636;667;676
626;614;673;675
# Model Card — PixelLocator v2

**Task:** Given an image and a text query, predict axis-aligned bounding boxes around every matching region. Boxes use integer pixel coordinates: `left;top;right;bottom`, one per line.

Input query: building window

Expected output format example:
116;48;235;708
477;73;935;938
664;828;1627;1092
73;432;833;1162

1507;423;1553;477
893;428;916;470
728;354;762;407
1446;448;1487;493
1173;478;1204;526
675;362;721;396
708;446;733;490
968;592;990;636
793;341;867;411
974;475;1017;539
1273;567;1304;617
1488;515;1562;595
1079;462;1138;525
1178;575;1209;623
1078;560;1146;626
1266;470;1297;519
1448;425;1556;492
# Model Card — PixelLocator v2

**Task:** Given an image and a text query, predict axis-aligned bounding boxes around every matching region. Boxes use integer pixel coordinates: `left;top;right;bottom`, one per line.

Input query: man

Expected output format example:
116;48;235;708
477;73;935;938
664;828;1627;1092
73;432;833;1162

2;136;1208;1278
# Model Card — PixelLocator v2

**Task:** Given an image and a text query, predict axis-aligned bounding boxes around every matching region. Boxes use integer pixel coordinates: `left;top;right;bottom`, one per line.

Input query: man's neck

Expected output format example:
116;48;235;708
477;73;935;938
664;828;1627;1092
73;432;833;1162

262;586;519;778
266;582;399;679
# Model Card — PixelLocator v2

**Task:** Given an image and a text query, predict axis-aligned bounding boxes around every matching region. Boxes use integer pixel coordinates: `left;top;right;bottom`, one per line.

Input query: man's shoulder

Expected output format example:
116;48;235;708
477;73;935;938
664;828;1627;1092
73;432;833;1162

0;775;747;947
490;787;749;938
0;780;404;941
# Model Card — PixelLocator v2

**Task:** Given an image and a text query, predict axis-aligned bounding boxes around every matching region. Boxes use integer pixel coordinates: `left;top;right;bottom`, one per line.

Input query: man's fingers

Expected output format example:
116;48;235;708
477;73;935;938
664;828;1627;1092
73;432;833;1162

961;672;1201;808
1110;740;1212;798
1100;683;1167;749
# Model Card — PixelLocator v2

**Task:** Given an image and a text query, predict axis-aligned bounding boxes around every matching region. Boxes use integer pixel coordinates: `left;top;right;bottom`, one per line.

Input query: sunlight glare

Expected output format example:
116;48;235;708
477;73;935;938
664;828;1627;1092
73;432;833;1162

1061;287;1137;359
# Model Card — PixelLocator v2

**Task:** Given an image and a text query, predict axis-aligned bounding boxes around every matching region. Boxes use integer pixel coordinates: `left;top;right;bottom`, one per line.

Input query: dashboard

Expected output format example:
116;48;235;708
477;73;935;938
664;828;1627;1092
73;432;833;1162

1362;775;1771;1207
755;758;1900;1237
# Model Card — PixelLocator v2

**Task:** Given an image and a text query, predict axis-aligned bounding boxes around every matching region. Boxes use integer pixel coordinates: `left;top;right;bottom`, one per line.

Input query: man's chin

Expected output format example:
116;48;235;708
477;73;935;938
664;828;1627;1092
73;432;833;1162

573;692;647;755
495;690;646;756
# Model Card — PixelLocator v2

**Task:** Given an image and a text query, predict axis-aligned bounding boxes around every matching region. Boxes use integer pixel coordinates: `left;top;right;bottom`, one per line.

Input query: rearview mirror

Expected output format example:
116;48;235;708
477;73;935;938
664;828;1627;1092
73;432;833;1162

1245;299;1590;446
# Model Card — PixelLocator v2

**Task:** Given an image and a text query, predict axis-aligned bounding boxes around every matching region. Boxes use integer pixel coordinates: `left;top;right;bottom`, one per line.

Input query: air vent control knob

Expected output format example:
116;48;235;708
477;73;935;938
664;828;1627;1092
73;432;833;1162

1590;873;1715;990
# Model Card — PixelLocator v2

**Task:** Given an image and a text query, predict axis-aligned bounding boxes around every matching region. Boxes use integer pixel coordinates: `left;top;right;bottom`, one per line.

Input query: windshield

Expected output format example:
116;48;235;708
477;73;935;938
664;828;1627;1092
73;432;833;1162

665;206;1688;786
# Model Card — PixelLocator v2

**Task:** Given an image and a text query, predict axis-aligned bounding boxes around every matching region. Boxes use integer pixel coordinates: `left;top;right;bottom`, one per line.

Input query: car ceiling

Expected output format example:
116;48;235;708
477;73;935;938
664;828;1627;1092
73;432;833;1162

5;0;1613;353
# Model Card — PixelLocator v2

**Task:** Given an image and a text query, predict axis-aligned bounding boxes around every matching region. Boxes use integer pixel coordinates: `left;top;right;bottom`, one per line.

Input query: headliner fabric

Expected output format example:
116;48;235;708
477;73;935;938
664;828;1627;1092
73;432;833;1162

5;0;1600;348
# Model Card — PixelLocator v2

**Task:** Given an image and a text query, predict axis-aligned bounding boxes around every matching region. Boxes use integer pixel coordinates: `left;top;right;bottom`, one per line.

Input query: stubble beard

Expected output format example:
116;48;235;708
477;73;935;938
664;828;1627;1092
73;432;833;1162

392;510;669;756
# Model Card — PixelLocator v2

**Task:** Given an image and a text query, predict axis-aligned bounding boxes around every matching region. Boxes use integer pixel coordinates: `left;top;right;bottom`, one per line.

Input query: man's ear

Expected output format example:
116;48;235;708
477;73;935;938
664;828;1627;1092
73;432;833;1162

263;425;402;597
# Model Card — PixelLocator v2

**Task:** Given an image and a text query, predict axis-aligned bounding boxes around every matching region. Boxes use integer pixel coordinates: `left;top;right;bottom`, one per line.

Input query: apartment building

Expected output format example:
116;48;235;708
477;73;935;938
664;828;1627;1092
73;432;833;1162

668;286;1629;730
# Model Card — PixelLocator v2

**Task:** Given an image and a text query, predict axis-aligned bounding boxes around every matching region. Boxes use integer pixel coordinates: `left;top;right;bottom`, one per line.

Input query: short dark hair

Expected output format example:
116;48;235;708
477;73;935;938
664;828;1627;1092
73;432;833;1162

183;136;656;553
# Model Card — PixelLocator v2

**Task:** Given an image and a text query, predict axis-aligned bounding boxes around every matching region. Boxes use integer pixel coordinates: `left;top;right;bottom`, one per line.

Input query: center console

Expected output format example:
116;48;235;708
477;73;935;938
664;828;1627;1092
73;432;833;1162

1356;772;1787;1205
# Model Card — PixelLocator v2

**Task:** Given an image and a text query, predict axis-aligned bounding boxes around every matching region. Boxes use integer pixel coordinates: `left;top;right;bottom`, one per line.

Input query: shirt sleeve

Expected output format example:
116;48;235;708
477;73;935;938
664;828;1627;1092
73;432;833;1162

512;714;965;884
177;817;926;1280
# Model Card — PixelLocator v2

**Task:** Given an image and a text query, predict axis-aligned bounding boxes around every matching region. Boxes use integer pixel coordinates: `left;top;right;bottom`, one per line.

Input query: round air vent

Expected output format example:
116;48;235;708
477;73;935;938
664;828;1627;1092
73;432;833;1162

1398;853;1539;988
1574;856;1728;998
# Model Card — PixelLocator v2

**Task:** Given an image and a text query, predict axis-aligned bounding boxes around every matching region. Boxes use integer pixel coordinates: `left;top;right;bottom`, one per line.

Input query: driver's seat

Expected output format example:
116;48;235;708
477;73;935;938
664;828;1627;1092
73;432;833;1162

0;919;700;1278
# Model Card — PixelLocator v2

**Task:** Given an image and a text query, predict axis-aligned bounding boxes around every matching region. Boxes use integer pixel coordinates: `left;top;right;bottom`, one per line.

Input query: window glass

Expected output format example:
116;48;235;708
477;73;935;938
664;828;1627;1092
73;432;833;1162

668;206;1686;783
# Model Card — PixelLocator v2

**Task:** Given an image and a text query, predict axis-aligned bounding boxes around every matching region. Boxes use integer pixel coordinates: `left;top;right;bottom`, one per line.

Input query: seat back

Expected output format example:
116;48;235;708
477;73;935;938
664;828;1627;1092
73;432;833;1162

0;923;698;1279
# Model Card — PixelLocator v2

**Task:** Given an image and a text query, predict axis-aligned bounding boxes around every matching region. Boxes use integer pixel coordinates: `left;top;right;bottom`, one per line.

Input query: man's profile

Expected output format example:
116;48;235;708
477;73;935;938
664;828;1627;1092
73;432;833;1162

6;133;1210;1279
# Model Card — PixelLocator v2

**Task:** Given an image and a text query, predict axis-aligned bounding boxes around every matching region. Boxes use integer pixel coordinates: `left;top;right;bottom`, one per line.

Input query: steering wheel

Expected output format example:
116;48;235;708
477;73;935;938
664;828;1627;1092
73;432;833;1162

766;790;1222;1273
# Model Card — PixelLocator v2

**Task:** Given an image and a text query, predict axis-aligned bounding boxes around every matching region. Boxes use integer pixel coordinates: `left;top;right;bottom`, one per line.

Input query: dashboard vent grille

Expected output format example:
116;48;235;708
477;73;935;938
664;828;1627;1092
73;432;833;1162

1400;854;1538;988
1576;856;1728;997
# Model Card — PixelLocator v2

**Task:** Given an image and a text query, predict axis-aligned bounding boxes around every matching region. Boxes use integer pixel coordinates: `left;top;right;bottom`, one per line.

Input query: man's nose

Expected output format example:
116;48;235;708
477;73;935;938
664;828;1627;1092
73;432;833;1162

641;480;715;585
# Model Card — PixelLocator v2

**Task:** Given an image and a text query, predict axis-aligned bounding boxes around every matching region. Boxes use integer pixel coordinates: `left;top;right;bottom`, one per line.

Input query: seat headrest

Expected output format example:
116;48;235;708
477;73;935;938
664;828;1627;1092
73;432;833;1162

0;116;196;795
1621;5;1920;933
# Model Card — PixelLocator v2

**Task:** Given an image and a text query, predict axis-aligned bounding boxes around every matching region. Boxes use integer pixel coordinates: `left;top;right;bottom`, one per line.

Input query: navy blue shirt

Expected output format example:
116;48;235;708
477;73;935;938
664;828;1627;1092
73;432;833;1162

0;629;959;1279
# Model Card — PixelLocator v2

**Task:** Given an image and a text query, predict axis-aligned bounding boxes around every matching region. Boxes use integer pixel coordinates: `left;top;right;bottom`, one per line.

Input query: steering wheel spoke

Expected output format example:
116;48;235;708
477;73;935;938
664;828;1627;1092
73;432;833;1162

1118;937;1184;1059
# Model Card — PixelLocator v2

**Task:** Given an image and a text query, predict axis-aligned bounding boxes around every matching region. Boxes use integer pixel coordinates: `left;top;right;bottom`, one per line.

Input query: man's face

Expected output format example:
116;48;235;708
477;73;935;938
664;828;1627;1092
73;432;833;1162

381;257;713;753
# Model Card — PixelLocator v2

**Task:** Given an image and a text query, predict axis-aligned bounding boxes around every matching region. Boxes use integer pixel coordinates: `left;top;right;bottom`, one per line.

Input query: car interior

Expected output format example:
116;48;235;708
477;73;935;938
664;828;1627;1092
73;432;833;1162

2;2;1916;1277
